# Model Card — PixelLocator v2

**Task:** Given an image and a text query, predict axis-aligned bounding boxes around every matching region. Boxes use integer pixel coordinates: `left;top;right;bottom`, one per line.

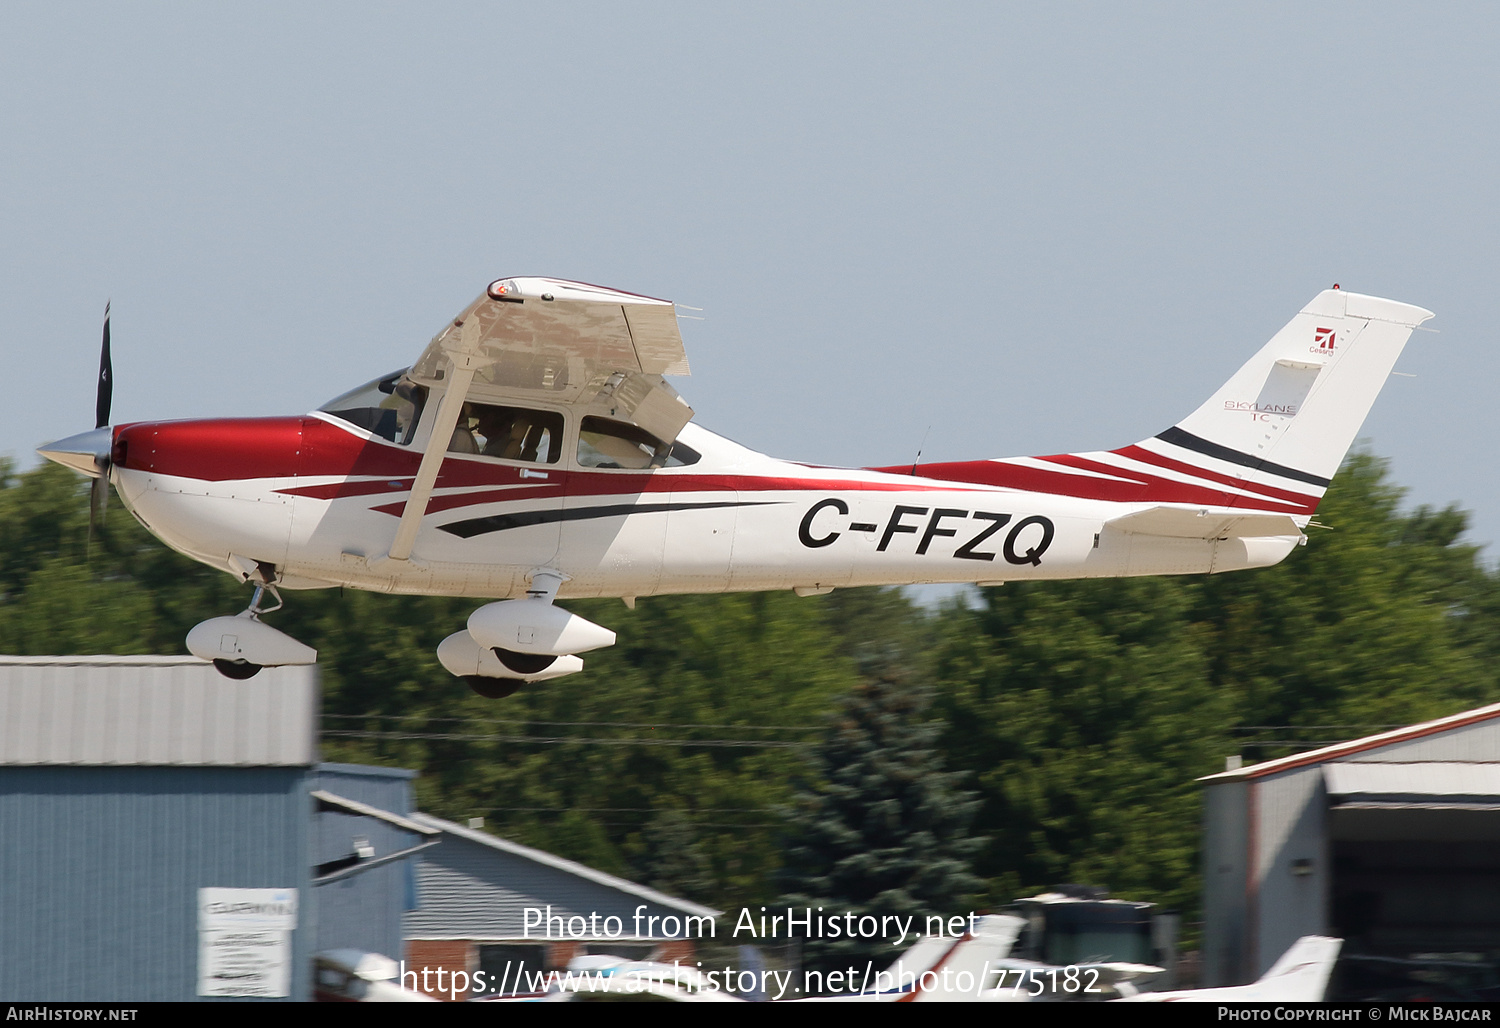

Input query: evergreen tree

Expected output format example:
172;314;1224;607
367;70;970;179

631;809;716;903
777;674;984;980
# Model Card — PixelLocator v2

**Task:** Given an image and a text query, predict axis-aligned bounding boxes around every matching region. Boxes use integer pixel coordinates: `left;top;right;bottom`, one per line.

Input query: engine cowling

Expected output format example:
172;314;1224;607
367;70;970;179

436;630;585;683
466;599;616;656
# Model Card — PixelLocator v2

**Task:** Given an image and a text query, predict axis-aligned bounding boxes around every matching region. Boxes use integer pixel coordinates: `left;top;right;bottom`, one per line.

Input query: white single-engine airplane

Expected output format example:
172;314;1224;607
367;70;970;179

39;278;1431;695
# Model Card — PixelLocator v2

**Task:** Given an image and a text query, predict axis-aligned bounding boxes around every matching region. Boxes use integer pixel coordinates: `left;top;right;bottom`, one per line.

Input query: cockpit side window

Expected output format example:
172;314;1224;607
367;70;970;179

450;402;563;464
577;416;700;469
320;370;428;445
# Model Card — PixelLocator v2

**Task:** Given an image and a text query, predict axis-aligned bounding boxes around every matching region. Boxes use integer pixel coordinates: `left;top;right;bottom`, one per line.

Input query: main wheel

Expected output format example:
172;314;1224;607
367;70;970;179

493;647;557;675
464;675;523;699
212;659;262;680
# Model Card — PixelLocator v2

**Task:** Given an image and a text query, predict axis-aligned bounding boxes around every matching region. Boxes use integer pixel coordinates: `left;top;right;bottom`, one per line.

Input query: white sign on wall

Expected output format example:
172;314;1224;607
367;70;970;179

197;887;299;998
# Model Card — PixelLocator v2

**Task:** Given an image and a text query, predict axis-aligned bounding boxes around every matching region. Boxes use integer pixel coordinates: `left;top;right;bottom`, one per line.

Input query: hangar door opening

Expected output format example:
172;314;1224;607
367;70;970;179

1326;762;1500;999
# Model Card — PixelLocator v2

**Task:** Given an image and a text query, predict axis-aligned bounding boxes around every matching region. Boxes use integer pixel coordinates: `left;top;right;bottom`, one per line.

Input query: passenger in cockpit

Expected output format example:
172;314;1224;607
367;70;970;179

475;408;525;459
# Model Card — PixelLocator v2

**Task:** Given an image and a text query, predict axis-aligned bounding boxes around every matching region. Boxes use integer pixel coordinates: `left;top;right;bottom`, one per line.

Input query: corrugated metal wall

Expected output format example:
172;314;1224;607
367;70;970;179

0;766;311;1001
1251;768;1328;976
311;764;418;960
1201;780;1248;987
0;658;316;766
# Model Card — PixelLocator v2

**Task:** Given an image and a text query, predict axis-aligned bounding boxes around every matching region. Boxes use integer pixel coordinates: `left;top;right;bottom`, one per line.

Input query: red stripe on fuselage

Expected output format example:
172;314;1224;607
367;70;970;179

1046;453;1313;514
1110;444;1322;511
364;473;991;518
885;450;1319;515
370;486;561;517
281;479;416;500
115;415;1063;512
889;458;1175;504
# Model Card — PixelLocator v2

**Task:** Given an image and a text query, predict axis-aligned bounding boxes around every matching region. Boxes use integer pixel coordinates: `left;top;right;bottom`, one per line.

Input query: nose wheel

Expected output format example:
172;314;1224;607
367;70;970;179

213;659;262;680
206;582;283;678
188;577;318;679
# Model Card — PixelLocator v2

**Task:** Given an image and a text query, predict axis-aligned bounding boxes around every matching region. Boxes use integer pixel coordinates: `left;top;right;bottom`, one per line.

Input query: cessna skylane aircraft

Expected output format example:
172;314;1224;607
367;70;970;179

38;278;1432;696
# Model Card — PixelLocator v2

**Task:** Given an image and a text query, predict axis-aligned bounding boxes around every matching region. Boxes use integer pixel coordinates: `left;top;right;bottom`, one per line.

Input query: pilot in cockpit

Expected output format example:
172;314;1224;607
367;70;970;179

448;404;480;454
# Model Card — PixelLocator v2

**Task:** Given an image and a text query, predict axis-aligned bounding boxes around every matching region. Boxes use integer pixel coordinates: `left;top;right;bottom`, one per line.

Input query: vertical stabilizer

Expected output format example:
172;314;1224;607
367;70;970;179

1126;289;1432;509
906;915;1024;1002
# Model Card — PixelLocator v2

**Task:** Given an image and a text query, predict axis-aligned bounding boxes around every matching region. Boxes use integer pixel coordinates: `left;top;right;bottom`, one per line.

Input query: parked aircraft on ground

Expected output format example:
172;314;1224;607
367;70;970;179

39;278;1431;694
1116;936;1341;1003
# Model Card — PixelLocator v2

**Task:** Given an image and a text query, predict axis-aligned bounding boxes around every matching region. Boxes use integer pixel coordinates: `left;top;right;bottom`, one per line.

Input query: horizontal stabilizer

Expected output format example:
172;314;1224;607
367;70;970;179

1105;506;1303;540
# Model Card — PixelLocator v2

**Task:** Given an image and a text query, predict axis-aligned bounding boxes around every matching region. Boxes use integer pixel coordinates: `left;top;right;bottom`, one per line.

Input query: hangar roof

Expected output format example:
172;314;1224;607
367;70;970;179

409;812;721;922
1200;701;1500;784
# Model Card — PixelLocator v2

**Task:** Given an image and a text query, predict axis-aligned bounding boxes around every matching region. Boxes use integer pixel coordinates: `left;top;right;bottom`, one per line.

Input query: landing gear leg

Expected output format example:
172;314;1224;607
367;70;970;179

244;581;284;618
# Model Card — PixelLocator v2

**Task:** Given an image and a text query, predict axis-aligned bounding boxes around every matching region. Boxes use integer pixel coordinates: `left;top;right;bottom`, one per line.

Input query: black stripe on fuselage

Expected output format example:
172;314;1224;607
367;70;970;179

1154;427;1332;489
438;500;780;539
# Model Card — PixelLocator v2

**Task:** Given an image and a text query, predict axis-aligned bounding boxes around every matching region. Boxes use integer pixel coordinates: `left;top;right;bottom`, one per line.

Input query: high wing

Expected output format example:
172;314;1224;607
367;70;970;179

407;276;693;443
382;277;695;564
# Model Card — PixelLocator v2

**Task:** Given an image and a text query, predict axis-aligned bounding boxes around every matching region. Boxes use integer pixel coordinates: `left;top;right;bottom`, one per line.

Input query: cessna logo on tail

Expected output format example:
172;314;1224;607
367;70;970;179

1314;326;1336;350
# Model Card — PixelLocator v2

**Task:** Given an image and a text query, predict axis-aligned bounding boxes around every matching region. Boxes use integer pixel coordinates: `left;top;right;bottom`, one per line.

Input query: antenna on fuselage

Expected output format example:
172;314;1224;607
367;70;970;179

909;424;931;476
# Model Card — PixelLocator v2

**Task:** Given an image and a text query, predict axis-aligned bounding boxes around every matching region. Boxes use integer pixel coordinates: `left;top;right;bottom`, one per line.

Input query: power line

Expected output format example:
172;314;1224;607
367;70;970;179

485;807;781;813
322;729;806;749
590;822;785;829
1231;724;1407;732
322;713;822;733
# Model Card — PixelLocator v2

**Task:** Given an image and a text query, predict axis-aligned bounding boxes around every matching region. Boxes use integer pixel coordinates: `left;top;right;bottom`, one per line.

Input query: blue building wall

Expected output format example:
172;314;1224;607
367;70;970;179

0;766;311;1002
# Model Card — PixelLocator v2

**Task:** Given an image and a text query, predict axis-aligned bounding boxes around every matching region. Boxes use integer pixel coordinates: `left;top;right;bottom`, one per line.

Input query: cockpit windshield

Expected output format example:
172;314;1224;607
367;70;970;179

319;369;428;445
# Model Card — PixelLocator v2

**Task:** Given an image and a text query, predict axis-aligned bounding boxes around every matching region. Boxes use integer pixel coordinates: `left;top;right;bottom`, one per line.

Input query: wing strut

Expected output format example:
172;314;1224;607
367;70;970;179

384;320;482;564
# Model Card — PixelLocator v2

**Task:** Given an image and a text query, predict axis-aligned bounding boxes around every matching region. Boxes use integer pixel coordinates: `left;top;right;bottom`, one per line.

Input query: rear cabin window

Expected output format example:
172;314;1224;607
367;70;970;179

576;416;700;469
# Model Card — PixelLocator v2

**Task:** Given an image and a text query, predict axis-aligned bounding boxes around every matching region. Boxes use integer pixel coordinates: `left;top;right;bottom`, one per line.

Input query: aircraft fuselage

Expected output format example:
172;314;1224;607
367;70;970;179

110;411;1304;601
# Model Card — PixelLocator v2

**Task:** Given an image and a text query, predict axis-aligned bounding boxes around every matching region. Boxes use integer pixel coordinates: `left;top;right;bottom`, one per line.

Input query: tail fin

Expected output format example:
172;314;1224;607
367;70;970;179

893;290;1430;522
1122;289;1432;511
906;914;1024;1002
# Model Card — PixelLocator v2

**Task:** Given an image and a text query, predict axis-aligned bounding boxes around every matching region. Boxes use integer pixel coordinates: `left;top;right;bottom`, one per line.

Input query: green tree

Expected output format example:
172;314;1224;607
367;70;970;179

932;576;1223;913
778;674;984;979
927;451;1499;919
1196;451;1493;732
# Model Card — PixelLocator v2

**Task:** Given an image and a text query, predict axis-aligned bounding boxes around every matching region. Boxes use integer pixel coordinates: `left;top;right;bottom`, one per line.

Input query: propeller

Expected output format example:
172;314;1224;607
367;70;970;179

90;302;113;533
36;304;116;552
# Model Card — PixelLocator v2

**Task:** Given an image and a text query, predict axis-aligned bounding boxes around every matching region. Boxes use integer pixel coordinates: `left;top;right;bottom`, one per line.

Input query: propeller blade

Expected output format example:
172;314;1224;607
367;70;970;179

95;301;112;430
88;301;113;556
89;473;108;539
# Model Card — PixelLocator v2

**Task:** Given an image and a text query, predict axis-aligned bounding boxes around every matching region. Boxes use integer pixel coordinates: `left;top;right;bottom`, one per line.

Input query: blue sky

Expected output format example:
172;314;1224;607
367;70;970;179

5;3;1498;555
